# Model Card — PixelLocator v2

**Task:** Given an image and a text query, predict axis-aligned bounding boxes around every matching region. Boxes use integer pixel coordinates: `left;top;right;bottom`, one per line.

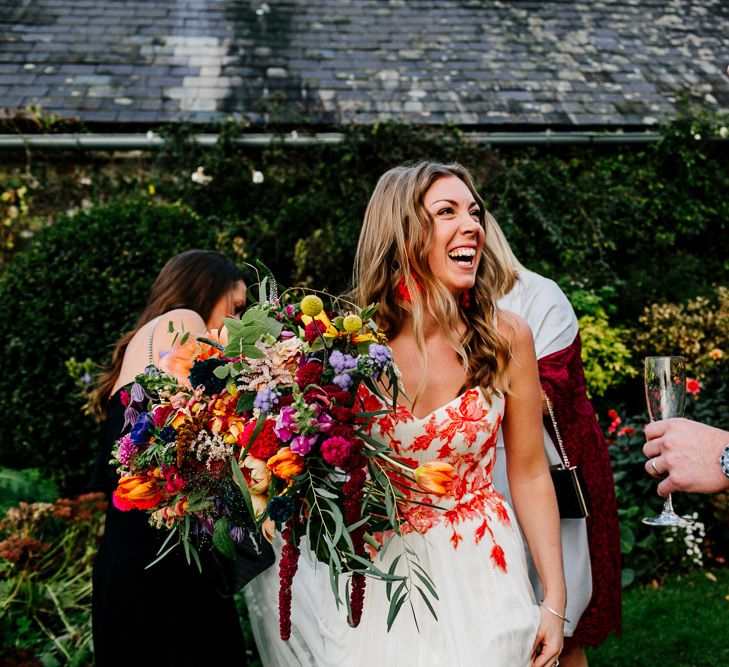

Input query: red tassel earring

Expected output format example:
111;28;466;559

460;289;472;309
396;275;423;303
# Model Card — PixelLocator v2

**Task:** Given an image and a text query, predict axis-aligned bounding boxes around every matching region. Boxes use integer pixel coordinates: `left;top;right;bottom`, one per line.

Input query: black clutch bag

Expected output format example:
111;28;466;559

545;395;592;519
549;465;592;519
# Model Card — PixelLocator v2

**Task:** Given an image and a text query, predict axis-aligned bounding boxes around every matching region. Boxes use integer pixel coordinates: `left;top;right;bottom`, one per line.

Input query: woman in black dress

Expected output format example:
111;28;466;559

88;250;248;667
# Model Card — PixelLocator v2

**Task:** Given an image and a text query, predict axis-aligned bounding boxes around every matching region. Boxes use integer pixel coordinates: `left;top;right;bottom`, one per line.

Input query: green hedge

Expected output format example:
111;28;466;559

0;201;218;490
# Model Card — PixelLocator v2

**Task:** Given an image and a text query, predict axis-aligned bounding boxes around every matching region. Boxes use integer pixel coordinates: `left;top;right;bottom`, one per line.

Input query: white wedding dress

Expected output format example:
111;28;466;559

244;385;540;666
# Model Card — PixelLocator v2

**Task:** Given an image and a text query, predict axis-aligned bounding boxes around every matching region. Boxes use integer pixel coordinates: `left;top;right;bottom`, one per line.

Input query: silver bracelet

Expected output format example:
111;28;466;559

540;602;571;624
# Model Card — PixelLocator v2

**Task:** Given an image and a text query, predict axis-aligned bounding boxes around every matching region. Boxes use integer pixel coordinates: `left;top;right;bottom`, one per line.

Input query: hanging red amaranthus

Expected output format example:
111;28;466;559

278;520;301;640
341;441;368;627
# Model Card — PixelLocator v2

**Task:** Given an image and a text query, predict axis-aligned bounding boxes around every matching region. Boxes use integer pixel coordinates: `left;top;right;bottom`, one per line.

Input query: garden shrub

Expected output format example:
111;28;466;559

635;286;729;364
578;313;637;397
0;475;106;666
0;200;220;491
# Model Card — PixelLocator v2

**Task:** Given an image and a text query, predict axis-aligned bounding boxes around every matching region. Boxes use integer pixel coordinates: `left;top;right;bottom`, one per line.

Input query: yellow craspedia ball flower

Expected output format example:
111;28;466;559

301;294;323;317
343;314;363;334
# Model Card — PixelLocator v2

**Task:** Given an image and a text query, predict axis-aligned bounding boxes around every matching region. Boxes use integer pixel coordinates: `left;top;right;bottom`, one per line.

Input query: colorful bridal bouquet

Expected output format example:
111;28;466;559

111;266;453;637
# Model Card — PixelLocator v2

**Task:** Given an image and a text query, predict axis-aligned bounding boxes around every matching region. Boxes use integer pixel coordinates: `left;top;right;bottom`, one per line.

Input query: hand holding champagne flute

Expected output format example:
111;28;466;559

643;356;692;527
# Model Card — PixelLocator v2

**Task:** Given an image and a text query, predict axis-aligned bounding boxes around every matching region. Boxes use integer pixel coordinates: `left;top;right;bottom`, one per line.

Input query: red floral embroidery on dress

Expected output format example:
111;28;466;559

357;384;512;573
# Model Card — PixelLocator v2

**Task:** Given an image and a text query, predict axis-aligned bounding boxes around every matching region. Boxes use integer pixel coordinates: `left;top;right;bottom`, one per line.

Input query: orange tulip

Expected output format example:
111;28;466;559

267;447;305;481
113;475;164;510
414;461;455;496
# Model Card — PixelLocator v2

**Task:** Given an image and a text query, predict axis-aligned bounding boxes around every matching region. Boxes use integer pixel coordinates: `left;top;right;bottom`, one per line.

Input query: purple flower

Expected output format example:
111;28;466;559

369;344;392;367
274;406;299;442
130;382;146;404
129;412;154;445
358;344;393;376
122;405;139;431
254;388;280;413
313;411;333;433
333;373;354;390
279;330;295;340
290;434;318;455
116;434;138;467
329;350;357;374
285;305;296;317
230;525;245;543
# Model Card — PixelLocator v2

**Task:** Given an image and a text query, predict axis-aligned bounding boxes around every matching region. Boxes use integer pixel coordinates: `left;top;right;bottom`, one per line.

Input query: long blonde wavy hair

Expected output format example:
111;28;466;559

351;162;518;400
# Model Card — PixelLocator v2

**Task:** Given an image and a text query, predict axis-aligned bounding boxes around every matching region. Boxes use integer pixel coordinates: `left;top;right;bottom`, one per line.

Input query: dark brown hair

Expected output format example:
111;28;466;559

90;250;245;418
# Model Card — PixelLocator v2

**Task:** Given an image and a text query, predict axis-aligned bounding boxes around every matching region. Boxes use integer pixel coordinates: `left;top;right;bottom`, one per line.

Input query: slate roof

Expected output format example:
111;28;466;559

1;0;728;129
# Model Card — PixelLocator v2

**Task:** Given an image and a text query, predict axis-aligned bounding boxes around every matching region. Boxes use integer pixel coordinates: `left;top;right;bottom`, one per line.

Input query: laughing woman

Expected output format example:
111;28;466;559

245;163;565;667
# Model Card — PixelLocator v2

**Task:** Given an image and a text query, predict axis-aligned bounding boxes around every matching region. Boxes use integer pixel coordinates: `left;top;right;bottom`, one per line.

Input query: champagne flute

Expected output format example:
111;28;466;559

642;356;692;527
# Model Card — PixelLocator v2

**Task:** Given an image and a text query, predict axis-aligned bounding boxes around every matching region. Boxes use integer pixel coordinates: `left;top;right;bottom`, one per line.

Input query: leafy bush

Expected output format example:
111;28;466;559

0;200;219;491
578;313;637;398
0;471;106;666
635;286;729;364
0;468;59;514
1;110;728;489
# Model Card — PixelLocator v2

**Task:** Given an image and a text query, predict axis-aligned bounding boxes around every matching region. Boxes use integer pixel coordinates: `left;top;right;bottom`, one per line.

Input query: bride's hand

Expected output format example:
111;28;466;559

530;605;564;667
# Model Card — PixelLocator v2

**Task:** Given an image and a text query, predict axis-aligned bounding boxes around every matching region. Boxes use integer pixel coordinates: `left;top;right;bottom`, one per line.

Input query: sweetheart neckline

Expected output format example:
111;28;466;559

364;383;487;422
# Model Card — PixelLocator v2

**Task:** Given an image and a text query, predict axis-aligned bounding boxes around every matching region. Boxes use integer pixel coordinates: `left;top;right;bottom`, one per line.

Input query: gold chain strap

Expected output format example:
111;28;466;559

544;392;571;468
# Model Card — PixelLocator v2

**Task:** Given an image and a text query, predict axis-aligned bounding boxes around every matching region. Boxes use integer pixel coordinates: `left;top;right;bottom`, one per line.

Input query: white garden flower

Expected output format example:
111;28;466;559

252;170;264;184
719;126;728;138
191;166;213;185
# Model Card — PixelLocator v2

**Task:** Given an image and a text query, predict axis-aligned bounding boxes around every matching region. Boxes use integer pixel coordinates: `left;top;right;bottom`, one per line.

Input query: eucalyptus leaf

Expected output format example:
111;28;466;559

385;554;402;600
213;517;236;559
386;592;407;632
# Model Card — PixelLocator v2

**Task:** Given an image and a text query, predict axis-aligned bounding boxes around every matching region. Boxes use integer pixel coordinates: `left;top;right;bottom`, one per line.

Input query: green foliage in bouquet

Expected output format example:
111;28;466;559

0;200;218;491
0;470;106;666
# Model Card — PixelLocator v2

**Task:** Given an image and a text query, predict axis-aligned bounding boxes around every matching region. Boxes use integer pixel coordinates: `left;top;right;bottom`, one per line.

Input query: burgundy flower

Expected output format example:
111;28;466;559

296;361;323;389
320;435;355;468
277;393;295;409
329;423;354;440
330;405;354;424
304;319;328;344
153;404;173;427
320;384;352;406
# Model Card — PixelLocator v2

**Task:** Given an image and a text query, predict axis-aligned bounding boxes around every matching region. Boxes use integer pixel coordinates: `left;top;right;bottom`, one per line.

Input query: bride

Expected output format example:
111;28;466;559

245;162;565;667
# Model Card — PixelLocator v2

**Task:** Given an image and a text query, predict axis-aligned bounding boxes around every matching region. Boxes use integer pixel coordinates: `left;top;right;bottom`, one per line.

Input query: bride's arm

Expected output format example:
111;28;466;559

499;312;565;667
